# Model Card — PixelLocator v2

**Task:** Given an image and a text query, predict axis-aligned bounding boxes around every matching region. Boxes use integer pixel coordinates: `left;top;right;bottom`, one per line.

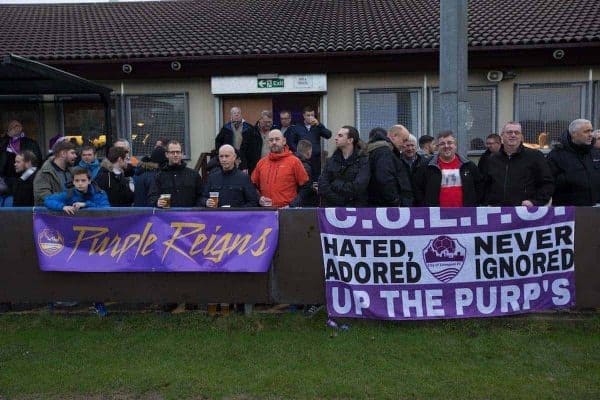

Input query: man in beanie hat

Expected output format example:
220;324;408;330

133;146;167;207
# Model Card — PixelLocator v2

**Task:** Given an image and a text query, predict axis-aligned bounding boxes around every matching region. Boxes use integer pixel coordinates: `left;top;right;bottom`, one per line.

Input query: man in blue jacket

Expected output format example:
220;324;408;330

78;145;101;180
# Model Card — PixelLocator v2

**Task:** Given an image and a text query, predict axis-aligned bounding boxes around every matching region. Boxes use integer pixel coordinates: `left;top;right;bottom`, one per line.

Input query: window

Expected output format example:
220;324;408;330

0;96;44;147
126;94;189;158
515;82;588;148
355;88;422;142
59;95;120;157
429;86;497;152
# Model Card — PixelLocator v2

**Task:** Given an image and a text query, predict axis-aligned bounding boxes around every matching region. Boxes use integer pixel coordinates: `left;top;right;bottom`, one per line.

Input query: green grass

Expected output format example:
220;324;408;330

0;311;599;399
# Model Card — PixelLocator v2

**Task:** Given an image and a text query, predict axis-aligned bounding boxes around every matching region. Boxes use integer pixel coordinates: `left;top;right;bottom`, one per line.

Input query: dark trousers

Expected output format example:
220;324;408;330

310;153;322;182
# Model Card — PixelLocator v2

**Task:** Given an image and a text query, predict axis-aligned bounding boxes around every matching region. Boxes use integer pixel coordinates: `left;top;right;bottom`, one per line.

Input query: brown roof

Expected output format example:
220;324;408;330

0;0;598;62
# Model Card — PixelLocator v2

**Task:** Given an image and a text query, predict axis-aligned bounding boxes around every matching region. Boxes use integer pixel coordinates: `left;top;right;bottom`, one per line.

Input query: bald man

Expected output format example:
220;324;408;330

251;130;309;207
201;144;259;208
387;124;410;152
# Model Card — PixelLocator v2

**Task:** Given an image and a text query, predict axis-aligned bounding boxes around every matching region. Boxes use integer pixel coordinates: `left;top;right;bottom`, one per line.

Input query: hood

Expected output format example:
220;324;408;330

554;130;593;154
136;161;160;174
367;140;392;154
100;157;113;171
268;146;293;161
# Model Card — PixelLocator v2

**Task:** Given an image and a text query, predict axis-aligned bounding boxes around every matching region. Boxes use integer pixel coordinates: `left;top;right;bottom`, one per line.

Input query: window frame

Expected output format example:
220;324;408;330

428;85;498;155
124;92;191;159
354;87;423;141
57;94;123;141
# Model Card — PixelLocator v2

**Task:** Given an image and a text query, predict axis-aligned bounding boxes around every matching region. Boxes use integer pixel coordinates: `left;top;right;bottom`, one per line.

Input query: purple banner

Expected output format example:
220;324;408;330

318;207;576;320
34;211;278;272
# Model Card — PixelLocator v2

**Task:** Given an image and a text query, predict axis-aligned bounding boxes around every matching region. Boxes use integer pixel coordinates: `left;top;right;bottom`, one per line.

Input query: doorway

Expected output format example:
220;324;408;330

221;93;322;127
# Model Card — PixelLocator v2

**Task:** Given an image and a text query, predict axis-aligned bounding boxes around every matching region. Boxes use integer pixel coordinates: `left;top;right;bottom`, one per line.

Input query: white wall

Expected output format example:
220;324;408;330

71;66;595;161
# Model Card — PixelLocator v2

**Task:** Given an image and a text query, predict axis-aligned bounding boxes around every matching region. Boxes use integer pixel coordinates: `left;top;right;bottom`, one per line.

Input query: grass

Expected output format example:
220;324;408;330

0;310;599;399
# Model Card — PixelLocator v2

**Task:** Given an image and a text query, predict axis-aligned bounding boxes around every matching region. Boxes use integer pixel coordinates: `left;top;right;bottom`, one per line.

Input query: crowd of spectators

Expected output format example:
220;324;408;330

0;113;598;214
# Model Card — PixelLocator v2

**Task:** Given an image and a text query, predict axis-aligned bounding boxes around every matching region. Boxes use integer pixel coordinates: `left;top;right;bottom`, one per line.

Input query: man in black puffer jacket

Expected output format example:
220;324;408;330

318;126;370;207
366;127;413;206
148;141;203;208
547;119;600;206
201;145;259;208
483;122;554;207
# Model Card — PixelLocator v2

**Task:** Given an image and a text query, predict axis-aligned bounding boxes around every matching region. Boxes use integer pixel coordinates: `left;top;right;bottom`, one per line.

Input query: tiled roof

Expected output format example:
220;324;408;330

0;0;598;62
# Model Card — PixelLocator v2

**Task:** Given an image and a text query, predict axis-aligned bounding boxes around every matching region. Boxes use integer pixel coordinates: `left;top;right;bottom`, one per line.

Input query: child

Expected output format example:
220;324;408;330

43;167;110;316
44;166;110;214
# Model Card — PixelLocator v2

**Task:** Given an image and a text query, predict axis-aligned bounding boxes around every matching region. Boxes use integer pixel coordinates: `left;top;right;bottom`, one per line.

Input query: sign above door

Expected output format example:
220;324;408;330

211;74;327;95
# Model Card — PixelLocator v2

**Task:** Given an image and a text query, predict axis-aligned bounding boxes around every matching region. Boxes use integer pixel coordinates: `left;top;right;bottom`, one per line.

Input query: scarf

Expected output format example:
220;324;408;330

7;133;25;154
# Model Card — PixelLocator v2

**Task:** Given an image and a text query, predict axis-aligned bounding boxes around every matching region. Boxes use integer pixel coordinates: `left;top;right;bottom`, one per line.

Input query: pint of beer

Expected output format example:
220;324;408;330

159;193;171;208
209;192;219;208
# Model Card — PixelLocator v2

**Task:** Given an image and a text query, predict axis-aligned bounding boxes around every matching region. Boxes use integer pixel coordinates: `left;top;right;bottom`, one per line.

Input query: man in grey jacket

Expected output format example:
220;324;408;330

33;140;77;205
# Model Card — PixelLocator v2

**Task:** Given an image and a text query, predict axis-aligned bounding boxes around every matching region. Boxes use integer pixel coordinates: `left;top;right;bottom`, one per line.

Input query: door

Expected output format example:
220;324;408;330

222;97;273;126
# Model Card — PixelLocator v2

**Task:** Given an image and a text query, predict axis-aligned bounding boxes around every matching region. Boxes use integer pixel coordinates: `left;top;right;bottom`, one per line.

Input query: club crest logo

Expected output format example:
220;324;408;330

37;228;64;257
422;235;466;282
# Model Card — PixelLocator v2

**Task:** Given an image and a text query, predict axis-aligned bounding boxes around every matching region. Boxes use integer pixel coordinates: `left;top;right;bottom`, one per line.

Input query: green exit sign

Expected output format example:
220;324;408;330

257;78;284;89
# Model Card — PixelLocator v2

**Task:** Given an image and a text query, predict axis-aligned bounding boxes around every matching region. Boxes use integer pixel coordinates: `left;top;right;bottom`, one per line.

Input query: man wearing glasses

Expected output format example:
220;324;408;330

482;121;554;206
148;140;203;208
413;130;482;207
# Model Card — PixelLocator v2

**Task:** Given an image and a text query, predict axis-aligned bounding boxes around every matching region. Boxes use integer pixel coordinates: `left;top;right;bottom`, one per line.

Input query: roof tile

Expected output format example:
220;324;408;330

0;0;598;62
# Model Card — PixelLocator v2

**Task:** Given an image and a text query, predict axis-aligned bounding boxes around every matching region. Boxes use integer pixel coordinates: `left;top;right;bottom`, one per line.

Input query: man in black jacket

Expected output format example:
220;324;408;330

148;141;203;207
483;122;554;206
478;133;502;176
366;127;413;206
0;120;43;205
201;145;259;208
291;139;318;207
413;131;482;207
95;146;135;206
547;119;599;206
215;107;260;173
318;126;369;206
12;150;38;206
399;134;430;175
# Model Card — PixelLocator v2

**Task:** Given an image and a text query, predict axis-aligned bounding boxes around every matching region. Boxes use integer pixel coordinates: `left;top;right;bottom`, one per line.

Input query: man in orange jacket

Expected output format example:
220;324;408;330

251;129;309;208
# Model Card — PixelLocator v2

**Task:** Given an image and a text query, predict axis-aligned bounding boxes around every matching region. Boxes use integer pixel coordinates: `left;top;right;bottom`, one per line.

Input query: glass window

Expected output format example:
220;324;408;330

515;82;588;148
355;88;422;142
429;86;497;153
0;96;44;146
126;94;189;158
60;95;119;157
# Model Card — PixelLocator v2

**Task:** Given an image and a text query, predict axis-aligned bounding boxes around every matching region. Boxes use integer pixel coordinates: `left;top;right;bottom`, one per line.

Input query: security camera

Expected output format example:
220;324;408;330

552;49;565;60
486;70;504;82
171;61;182;71
122;64;133;74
